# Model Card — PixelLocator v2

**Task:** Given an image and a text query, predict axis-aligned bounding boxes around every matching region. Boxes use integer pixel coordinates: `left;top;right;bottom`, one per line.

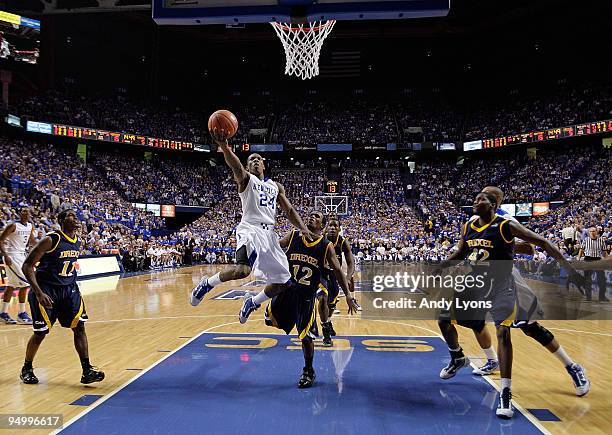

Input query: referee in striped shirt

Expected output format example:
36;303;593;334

578;227;609;302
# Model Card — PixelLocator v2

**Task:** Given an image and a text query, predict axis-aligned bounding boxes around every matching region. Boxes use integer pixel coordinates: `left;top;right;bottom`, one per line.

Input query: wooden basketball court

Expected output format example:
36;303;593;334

0;265;610;434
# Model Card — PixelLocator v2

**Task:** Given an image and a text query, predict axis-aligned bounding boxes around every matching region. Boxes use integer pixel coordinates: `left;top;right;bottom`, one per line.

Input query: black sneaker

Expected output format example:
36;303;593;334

20;366;39;384
439;356;470;380
329;321;337;337
322;323;333;347
496;387;514;419
298;367;316;389
81;366;105;384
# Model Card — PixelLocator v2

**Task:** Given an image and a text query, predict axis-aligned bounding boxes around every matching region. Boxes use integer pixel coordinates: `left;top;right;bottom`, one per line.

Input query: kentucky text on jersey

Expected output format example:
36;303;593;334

253;182;276;196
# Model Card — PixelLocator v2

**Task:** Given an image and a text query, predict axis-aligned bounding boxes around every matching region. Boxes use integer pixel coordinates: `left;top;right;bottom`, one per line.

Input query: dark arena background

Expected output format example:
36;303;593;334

0;0;610;434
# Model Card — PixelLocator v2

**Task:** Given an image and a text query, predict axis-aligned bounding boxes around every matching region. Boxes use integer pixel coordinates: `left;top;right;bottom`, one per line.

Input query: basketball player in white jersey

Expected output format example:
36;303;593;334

190;132;315;323
0;207;35;324
444;186;589;398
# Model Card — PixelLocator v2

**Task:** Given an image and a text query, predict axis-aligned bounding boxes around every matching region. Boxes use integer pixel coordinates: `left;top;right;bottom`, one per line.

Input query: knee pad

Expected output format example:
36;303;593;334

520;322;554;346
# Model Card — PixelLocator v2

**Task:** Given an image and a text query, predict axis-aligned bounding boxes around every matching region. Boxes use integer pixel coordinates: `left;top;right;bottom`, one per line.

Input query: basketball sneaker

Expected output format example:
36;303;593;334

496;387;514;419
566;363;590;396
439;356;471;380
81;366;105;384
0;312;16;324
239;296;260;324
298;367;316;388
20;366;38;384
333;308;341;315
190;276;213;306
17;312;33;325
322;323;333;347
472;359;499;376
328;321;336;337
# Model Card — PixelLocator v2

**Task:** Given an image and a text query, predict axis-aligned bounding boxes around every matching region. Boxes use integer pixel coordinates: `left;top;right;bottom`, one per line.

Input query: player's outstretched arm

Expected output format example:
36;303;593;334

327;242;358;314
342;238;356;286
22;236;54;308
438;228;468;270
211;131;249;191
0;223;16;266
508;221;583;281
275;182;316;239
572;256;612;270
279;230;295;250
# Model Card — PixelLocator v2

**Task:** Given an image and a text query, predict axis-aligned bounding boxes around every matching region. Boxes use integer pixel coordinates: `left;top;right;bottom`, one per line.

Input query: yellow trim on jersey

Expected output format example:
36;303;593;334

70;298;85;329
461;222;468;237
39;303;52;330
302;234;324;247
324;241;332;262
334;233;341;247
59;230;77;244
299;301;317;340
470;215;497;232
318;283;329;295
287;230;296;248
330;292;340;305
500;302;518;327
499;219;514;244
265;302;279;328
46;232;61;253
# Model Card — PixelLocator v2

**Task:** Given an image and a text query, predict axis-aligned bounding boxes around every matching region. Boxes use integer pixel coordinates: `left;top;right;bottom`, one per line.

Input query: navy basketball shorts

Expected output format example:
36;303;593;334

265;286;318;340
29;283;88;334
319;270;340;309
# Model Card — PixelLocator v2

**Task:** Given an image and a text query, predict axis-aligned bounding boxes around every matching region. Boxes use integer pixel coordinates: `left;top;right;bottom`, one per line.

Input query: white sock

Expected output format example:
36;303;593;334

19;303;26;313
207;273;222;288
252;290;270;306
482;346;498;361
2;302;9;313
552;346;574;367
501;378;512;390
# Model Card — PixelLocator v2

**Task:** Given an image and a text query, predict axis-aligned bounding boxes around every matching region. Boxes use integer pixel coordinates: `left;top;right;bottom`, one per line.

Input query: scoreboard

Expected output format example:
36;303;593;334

324;180;341;194
51;124;194;151
27;121;197;152
482;120;612;149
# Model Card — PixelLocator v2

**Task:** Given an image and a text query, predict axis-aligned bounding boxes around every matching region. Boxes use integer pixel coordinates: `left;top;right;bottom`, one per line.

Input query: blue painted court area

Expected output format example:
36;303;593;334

60;333;543;434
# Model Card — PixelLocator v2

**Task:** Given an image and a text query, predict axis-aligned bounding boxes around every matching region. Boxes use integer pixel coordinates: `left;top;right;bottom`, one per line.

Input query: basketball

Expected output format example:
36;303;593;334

208;109;238;139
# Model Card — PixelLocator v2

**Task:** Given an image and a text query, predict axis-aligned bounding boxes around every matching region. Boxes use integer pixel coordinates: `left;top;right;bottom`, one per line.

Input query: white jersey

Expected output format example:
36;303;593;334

239;173;279;226
4;221;32;255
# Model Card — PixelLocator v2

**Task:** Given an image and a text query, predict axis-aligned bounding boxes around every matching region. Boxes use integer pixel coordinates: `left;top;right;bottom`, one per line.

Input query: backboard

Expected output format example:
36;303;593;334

153;0;450;26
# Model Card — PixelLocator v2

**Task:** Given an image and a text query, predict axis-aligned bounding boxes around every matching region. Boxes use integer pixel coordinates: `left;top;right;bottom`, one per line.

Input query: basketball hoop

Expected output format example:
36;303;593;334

270;20;336;80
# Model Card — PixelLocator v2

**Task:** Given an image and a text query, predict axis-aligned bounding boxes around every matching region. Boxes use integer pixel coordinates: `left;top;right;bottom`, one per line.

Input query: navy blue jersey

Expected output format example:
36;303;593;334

36;231;80;286
463;215;514;278
286;230;331;296
331;233;345;265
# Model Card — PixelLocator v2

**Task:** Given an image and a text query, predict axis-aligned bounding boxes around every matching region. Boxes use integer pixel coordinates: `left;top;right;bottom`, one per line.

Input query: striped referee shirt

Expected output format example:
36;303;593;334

581;237;607;258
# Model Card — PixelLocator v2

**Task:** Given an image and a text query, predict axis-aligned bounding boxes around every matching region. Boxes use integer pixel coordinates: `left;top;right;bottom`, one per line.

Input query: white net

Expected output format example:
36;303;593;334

315;195;348;216
270;20;336;80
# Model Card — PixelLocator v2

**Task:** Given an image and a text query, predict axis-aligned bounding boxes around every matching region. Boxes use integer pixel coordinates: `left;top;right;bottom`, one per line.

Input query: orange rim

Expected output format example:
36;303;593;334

272;20;335;33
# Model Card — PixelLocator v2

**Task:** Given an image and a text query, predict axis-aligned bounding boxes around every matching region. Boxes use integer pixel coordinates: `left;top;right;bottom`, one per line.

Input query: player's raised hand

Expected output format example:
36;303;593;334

210;128;230;150
301;228;318;241
346;296;359;315
36;292;53;309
